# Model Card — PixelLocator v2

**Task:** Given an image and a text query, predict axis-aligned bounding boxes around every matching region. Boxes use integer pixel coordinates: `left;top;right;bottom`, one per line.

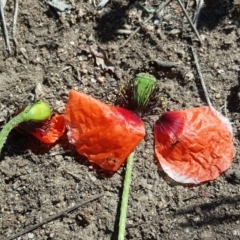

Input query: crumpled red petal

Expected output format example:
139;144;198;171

20;114;66;144
64;90;145;171
154;106;235;184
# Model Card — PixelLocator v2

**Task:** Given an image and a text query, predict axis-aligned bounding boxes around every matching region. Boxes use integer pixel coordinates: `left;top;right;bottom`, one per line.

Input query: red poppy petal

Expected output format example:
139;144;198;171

64;90;145;171
154;106;235;184
30;114;66;143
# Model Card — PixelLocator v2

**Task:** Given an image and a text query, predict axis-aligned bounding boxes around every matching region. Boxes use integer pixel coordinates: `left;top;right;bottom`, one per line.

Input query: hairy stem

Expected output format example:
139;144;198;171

0;114;25;154
118;151;135;240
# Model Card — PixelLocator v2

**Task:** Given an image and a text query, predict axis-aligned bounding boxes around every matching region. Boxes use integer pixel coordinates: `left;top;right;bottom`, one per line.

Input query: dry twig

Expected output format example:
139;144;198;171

115;29;132;34
176;0;202;44
151;59;180;68
193;0;204;27
191;46;212;107
97;0;110;9
12;0;19;54
0;0;11;53
5;193;103;240
120;0;171;48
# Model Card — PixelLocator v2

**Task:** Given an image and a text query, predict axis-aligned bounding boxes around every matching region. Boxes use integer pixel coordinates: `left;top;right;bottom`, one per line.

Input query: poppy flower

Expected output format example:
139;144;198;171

64;90;145;171
20;113;66;144
154;106;235;184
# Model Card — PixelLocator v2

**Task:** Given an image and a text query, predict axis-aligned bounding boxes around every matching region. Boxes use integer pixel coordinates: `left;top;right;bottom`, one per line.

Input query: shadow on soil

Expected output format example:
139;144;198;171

95;0;145;43
95;0;239;44
173;194;240;228
197;0;234;30
227;72;240;113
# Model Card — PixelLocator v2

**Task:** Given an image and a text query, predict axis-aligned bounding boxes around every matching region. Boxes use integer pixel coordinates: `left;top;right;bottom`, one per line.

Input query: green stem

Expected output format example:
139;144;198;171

118;151;135;240
0;114;25;154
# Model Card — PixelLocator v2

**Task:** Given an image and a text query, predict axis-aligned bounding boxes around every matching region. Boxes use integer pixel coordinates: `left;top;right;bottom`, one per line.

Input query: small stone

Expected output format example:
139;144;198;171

213;62;219;69
237;28;240;36
145;24;154;31
17;161;28;168
163;13;172;20
49;233;55;238
81;68;88;74
17;215;25;223
52;197;62;205
161;225;168;233
96;76;105;83
215;93;221;99
185;72;194;81
233;230;240;236
54;155;64;161
45;230;51;236
200;230;213;238
224;32;236;44
225;168;240;183
168;29;181;35
27;233;34;239
76;209;93;226
217;69;225;74
195;206;201;214
20;47;26;53
90;78;96;83
35;82;46;99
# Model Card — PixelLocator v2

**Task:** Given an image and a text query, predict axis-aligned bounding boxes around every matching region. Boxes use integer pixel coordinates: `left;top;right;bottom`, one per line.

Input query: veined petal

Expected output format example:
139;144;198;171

154;106;235;184
64;90;145;171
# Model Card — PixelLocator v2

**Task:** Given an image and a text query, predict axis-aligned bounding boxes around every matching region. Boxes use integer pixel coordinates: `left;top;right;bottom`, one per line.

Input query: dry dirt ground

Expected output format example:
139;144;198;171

0;0;240;239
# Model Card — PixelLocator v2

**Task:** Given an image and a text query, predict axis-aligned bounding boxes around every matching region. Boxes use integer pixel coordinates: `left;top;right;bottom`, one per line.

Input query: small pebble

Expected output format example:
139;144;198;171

200;230;213;238
55;155;64;161
27;233;34;239
17;215;25;223
96;76;105;83
213;62;219;69
195;206;201;214
224;33;235;44
233;230;240;236
17;161;28;168
168;29;181;35
49;233;55;238
237;28;240;36
19;47;27;53
90;78;96;83
217;69;225;74
81;68;88;74
163;13;172;20
185;72;194;81
215;93;221;99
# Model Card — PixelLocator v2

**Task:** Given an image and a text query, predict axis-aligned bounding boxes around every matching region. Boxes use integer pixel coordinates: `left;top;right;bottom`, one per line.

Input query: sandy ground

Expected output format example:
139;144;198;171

0;0;240;239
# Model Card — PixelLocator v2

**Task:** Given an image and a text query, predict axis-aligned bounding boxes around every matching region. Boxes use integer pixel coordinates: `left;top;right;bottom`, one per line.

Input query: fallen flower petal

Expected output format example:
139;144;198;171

20;114;66;144
154;106;235;184
64;90;145;171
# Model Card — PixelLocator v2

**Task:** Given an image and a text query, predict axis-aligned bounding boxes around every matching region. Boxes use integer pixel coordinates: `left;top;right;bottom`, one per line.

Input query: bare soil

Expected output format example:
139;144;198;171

1;0;240;239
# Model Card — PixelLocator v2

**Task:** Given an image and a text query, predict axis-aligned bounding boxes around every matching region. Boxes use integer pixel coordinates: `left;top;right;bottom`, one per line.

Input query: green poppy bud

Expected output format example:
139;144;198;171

133;73;156;111
23;101;51;122
0;101;51;154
